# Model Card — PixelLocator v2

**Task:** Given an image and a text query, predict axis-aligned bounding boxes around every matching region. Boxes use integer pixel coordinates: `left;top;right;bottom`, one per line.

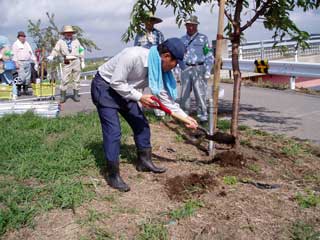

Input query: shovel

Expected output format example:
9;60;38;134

149;96;235;145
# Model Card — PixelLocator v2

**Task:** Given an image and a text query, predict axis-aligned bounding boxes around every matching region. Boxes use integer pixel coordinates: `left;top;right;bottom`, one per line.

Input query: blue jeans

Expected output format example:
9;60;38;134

91;73;151;163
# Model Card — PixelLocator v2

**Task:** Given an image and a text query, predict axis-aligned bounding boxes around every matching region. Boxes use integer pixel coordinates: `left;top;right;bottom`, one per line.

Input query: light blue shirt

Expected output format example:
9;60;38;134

180;32;213;74
134;28;164;49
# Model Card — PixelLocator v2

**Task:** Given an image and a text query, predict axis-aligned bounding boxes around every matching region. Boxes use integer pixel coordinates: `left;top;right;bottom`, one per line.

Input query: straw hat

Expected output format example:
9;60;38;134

185;15;200;25
61;25;75;34
144;11;162;24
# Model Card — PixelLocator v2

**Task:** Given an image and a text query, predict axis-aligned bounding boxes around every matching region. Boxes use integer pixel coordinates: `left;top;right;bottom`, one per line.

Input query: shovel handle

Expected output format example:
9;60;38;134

150;96;193;125
171;112;193;125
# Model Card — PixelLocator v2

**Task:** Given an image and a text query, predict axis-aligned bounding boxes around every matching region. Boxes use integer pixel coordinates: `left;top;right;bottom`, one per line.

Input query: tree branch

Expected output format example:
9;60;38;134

234;0;243;23
224;9;234;25
240;0;272;32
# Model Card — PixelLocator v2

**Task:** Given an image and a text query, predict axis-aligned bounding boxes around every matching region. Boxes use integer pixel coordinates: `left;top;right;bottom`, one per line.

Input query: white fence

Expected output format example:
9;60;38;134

225;34;320;60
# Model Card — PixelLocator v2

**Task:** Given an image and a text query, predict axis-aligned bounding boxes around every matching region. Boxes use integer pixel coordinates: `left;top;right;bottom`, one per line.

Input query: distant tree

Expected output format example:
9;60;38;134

124;0;319;147
27;12;100;55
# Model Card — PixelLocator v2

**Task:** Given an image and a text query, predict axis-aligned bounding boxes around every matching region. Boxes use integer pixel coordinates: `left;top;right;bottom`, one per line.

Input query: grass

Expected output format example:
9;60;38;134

77;209;107;226
82;60;105;72
290;221;320;240
245;128;270;137
0;111;132;236
136;221;169;240
223;176;238;185
89;226;114;240
175;133;184;143
169;200;204;221
248;163;261;173
295;191;320;209
217;119;231;132
281;139;308;157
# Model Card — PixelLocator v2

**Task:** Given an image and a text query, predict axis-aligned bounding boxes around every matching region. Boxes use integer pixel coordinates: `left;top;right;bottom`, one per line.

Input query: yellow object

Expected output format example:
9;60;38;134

32;83;56;97
254;59;269;74
0;85;12;99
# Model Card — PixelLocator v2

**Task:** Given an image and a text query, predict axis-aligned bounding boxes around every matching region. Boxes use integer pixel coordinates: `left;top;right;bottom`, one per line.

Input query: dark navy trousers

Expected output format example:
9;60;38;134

91;73;151;163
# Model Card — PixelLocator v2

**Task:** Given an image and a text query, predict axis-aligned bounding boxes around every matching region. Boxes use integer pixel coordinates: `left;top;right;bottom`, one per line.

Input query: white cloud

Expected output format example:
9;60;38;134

1;0;319;58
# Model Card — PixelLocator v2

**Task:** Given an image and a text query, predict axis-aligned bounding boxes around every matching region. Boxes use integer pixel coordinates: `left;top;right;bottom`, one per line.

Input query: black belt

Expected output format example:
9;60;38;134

186;62;204;66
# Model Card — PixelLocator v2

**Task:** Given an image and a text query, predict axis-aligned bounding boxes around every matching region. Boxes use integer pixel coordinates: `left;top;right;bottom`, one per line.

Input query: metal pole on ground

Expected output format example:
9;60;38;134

208;99;214;156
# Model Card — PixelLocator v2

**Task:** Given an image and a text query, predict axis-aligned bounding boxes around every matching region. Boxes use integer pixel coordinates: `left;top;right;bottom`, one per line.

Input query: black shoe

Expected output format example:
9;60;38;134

17;85;22;96
73;89;80;102
135;148;166;173
23;85;31;95
107;161;130;192
60;91;67;103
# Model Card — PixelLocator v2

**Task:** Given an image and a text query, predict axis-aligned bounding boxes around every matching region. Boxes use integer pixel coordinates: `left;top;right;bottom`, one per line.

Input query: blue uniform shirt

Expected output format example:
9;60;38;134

134;28;164;49
180;32;213;75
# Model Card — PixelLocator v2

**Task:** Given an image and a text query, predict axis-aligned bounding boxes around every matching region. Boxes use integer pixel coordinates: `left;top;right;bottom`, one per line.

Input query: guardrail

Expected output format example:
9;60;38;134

221;58;320;89
80;70;97;80
227;34;320;60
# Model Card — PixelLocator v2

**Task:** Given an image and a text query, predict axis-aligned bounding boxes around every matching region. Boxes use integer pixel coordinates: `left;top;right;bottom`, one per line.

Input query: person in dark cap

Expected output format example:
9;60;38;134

91;38;198;192
12;31;37;95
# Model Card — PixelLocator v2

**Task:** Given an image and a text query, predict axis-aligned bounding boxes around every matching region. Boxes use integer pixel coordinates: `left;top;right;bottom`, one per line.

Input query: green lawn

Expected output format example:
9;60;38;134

0;111;131;236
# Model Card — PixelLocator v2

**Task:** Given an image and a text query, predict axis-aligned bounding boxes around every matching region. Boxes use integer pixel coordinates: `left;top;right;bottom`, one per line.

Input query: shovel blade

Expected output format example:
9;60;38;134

206;132;235;145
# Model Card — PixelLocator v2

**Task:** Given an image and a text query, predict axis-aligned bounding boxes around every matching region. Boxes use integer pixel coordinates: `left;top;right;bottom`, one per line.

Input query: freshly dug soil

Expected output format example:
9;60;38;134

212;150;246;168
165;173;218;201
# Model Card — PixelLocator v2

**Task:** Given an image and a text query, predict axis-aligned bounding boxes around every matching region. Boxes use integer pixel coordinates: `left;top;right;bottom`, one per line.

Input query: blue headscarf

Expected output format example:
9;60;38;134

148;46;177;100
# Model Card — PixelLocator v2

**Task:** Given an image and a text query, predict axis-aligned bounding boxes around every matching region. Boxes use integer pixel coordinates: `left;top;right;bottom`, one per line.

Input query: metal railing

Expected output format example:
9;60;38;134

221;58;320;89
80;70;97;80
228;34;320;60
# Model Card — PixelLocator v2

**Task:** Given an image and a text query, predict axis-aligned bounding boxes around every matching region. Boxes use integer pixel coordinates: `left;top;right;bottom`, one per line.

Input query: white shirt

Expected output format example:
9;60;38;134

12;39;36;62
98;47;187;117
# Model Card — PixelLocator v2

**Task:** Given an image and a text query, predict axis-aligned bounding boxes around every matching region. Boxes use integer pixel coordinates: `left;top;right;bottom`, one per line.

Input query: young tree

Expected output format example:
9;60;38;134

27;12;100;55
124;0;319;146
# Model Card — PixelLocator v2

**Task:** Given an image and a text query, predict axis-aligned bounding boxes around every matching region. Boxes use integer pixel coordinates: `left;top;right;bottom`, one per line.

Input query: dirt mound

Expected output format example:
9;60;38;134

165;173;218;201
213;150;246;168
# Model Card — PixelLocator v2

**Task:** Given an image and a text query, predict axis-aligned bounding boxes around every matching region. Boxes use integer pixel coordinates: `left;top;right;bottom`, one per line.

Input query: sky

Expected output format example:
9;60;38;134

1;0;319;58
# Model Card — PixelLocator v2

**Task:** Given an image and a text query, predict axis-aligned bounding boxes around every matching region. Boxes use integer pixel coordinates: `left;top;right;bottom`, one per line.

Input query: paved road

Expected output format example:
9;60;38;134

19;80;319;144
220;83;320;144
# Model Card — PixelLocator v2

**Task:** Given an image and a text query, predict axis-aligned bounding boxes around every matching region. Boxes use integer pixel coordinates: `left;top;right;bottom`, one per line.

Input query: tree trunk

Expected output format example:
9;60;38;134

230;31;242;147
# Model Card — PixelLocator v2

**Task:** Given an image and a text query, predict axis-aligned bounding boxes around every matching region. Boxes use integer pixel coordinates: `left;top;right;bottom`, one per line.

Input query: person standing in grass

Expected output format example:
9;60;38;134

91;38;198;192
47;25;85;103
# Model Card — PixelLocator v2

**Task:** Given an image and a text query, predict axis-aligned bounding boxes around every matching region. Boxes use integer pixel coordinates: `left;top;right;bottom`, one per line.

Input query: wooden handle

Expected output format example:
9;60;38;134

171;112;192;125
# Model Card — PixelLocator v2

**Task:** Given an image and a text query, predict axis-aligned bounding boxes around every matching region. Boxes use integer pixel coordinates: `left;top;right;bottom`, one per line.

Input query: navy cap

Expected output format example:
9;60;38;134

162;38;186;69
162;38;185;61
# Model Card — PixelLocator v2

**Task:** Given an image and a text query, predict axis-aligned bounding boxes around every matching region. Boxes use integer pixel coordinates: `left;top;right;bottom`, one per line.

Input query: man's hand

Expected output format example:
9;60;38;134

139;94;156;108
185;116;198;129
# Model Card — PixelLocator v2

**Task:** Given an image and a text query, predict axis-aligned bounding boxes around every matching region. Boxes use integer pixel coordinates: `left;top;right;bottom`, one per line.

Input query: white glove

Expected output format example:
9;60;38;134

34;64;38;71
204;71;211;79
47;55;54;61
81;61;85;69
